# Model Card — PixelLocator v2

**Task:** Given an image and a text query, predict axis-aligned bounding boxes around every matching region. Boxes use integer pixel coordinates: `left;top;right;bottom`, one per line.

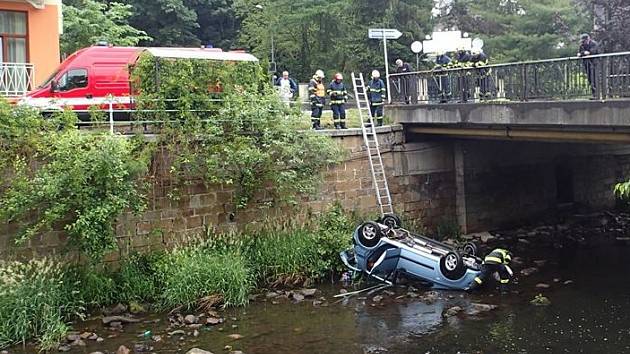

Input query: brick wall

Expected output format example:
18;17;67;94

0;125;458;261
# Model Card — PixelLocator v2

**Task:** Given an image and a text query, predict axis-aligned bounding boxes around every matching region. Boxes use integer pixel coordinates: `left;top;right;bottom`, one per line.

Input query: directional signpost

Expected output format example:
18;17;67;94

369;28;402;103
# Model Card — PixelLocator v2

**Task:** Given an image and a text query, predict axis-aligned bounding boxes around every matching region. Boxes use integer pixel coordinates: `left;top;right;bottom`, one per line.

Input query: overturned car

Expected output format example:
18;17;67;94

340;216;485;290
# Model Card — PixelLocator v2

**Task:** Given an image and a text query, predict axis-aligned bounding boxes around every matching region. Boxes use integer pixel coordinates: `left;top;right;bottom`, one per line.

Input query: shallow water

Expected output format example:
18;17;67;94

10;227;630;354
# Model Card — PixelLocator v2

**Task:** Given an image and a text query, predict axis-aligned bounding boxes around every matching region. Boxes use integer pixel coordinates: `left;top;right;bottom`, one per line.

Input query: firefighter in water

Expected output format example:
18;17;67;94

327;73;349;129
308;69;326;130
367;70;386;126
467;248;513;293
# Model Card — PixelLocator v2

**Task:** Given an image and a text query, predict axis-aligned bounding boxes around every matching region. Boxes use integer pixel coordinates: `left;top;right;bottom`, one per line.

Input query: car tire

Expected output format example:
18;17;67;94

440;251;467;280
462;242;478;256
380;214;402;229
357;221;383;248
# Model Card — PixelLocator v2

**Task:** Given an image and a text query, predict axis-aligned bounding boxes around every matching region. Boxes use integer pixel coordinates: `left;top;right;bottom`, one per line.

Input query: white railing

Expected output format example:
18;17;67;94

0;63;35;97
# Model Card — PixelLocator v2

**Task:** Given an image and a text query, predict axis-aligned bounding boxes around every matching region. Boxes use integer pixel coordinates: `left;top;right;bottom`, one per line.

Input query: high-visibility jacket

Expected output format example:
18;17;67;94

308;76;326;106
484;248;511;265
367;78;386;106
327;80;348;105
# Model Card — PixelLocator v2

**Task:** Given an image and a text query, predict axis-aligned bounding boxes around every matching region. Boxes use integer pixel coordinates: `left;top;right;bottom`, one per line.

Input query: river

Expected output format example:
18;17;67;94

9;212;630;353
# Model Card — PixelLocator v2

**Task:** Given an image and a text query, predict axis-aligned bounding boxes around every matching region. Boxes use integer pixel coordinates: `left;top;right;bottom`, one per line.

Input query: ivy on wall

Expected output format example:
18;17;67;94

0;57;342;260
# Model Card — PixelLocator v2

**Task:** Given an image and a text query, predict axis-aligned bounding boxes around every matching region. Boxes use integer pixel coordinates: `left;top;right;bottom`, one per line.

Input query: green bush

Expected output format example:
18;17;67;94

72;265;117;307
0;130;151;260
155;248;253;310
0;259;84;350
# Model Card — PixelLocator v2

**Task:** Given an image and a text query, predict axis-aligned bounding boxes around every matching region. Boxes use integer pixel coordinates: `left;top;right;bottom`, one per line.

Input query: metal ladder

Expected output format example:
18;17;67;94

351;72;394;217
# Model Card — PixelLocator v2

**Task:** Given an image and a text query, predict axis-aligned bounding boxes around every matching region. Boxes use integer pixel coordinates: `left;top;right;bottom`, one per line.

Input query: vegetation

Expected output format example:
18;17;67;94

62;0;151;54
0;206;356;350
0;259;84;350
61;0;621;79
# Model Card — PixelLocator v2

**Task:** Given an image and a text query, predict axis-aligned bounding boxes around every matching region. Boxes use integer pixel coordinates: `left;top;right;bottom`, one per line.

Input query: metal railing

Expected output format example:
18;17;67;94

388;51;630;104
0;63;35;97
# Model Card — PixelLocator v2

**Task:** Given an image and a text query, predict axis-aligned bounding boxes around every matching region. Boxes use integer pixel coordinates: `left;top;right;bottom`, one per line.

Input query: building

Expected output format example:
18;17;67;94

0;0;62;97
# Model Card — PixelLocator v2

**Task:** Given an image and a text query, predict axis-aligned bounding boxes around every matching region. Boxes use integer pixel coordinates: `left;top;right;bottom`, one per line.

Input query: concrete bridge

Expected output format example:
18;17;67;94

384;52;630;233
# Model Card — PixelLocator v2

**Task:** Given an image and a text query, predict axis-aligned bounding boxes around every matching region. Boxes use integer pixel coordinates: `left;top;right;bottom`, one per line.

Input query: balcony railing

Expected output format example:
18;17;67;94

0;63;35;97
388;51;630;104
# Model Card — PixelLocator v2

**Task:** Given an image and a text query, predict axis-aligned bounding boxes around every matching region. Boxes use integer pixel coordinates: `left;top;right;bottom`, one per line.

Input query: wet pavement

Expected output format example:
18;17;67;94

9;211;630;354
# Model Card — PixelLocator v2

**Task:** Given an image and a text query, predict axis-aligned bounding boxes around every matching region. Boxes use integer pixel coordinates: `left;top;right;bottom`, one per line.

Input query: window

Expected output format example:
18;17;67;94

57;69;88;91
0;11;28;63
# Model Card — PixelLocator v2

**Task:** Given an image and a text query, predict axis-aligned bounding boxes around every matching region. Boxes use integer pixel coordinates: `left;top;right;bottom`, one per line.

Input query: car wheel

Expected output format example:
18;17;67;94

462;242;478;256
380;214;402;229
440;251;466;280
357;221;383;248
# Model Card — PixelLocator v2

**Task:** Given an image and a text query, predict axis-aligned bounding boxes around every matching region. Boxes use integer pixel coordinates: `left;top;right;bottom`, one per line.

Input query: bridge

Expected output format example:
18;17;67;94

384;52;630;233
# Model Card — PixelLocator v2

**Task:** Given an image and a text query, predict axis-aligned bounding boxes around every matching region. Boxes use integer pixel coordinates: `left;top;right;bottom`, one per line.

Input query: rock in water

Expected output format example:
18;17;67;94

520;267;539;276
444;306;463;317
536;283;550;289
116;345;131;354
372;295;384;303
184;314;198;324
301;288;317;297
102;316;140;325
467;303;498;316
530;294;551;306
186;349;215;354
228;334;243;340
110;303;128;315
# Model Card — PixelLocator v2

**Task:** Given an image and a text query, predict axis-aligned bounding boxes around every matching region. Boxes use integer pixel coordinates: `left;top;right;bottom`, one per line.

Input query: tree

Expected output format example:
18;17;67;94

580;0;630;52
61;0;151;54
236;0;434;81
435;0;590;62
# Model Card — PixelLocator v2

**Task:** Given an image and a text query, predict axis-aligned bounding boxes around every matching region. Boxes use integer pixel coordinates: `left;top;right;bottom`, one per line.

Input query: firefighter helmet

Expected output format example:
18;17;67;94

371;70;380;78
315;69;325;78
334;73;343;81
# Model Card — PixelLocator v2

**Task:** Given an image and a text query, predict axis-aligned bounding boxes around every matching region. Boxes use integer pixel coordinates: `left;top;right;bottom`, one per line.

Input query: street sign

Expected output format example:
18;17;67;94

368;28;403;40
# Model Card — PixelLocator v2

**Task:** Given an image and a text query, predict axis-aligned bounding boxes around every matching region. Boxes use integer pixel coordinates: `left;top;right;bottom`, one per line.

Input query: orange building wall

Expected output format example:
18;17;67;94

0;1;61;85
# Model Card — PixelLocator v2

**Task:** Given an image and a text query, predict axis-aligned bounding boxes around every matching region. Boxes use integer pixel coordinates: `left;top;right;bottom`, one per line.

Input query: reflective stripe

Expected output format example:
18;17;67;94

474;277;483;284
500;279;510;284
371;102;384;106
484;256;503;264
331;101;345;104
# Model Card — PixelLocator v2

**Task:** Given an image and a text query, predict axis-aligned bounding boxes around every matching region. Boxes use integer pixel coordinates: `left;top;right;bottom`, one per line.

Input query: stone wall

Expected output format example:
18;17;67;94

0;125;459;261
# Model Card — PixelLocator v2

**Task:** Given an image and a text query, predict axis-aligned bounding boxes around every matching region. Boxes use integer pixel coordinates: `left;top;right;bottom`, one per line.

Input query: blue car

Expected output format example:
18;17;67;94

340;217;483;290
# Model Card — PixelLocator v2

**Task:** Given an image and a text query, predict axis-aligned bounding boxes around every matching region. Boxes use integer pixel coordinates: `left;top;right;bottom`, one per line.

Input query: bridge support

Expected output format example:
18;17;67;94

454;142;467;234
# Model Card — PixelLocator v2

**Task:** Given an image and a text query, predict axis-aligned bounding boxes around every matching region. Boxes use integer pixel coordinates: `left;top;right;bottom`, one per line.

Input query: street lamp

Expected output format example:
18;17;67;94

254;4;276;74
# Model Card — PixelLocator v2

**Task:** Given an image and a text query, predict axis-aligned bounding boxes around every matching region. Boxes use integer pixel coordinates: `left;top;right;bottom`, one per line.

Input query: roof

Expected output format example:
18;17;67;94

145;47;259;62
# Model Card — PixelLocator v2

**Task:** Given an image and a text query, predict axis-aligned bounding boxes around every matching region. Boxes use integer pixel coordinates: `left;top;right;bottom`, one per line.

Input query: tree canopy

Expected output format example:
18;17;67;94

61;0;622;80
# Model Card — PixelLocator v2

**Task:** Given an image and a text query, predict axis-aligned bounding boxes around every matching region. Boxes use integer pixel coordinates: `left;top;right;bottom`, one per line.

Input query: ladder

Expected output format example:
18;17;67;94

351;72;394;217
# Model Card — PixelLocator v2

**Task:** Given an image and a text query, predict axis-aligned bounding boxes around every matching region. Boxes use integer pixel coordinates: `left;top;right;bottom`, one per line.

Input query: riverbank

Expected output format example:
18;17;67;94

0;206;360;351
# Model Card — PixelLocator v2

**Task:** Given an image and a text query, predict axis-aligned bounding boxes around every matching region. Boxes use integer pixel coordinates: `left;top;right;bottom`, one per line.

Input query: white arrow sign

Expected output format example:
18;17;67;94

368;28;403;40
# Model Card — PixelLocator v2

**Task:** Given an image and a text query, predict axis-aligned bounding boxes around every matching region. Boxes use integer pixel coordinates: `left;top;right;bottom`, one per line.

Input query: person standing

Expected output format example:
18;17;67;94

395;59;413;104
308;70;326;130
454;48;472;103
434;52;452;103
327;73;348;129
470;49;491;100
367;70;386;126
275;71;298;106
577;33;600;97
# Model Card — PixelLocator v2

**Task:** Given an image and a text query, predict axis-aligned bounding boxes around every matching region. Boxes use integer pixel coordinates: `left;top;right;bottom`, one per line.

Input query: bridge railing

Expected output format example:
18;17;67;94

388;51;630;104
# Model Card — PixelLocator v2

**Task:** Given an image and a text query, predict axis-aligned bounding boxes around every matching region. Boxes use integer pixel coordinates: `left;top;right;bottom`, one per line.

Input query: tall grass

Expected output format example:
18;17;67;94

0;205;360;350
155;249;252;309
0;259;84;350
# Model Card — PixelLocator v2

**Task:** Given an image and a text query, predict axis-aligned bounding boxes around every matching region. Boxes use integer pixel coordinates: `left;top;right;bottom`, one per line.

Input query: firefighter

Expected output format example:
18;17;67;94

471;49;491;100
454;48;472;103
467;248;513;293
308;70;326;130
367;70;386;126
327;72;348;129
434;52;452;103
395;59;413;104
